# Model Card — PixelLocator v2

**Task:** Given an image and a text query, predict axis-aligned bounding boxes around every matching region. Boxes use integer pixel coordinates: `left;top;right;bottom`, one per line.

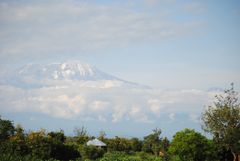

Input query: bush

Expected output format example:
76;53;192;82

100;151;163;161
100;151;128;161
0;153;59;161
78;145;105;160
168;129;211;161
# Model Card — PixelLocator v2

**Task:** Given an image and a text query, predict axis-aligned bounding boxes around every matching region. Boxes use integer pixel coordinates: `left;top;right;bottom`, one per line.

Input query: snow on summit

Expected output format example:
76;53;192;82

60;61;94;77
15;60;114;81
3;60;147;89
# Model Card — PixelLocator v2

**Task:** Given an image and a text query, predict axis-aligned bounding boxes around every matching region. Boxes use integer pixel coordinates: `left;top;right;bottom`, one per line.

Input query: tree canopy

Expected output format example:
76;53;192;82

202;83;240;161
0;117;15;141
168;128;212;161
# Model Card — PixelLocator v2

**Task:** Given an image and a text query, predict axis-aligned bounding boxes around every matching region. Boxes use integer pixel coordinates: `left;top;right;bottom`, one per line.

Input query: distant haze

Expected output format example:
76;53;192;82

0;60;222;137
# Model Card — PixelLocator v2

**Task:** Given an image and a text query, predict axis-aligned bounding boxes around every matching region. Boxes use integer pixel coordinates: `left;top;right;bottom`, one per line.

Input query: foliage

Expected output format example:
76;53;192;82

48;130;66;143
142;128;162;155
0;117;167;161
106;136;132;152
100;151;162;161
48;131;80;160
202;83;240;161
130;137;142;152
0;153;59;161
0;119;28;157
26;129;52;159
168;128;211;161
8;125;28;156
74;126;88;137
135;151;163;161
0;117;81;161
0;117;15;141
78;145;104;160
105;136;143;154
207;139;233;161
73;126;92;145
100;151;128;161
98;131;107;142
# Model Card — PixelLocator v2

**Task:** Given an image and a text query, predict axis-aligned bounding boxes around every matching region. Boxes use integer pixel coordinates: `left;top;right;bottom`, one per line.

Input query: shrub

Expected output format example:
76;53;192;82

78;145;105;160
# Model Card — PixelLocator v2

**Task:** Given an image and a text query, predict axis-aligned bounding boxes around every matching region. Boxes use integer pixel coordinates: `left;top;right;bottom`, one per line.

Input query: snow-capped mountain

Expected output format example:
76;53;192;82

3;61;149;89
16;61;118;81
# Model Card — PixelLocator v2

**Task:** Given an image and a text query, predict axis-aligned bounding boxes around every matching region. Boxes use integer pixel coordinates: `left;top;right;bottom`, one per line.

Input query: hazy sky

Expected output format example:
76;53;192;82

0;0;239;89
0;0;240;137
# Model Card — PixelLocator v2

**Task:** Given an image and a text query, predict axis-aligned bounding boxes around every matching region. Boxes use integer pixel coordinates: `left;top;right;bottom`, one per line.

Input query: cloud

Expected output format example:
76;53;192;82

168;113;175;121
98;115;107;122
148;99;162;115
183;2;207;14
0;82;220;123
0;0;204;61
144;0;176;5
89;101;109;111
129;106;153;123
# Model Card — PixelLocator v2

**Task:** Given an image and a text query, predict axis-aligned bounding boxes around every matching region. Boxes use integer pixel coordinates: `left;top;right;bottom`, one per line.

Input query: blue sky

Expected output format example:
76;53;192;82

0;0;240;137
0;0;239;89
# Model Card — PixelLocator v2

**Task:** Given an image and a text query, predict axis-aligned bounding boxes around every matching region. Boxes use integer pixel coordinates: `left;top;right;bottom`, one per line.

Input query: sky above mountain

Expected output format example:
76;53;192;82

0;0;240;138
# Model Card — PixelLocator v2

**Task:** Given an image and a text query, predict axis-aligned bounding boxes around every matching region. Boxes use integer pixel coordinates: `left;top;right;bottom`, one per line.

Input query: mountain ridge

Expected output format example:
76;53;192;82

2;60;150;89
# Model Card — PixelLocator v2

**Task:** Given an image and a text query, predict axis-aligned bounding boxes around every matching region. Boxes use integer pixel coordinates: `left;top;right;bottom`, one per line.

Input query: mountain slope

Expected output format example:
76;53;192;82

3;60;149;89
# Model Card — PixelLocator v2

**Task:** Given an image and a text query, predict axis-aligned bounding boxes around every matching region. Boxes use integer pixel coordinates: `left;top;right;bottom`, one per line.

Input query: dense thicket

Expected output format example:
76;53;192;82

0;117;233;161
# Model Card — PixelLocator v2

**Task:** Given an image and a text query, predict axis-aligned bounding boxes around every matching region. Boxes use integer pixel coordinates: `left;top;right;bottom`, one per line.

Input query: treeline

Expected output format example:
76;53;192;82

0;119;232;161
0;84;239;161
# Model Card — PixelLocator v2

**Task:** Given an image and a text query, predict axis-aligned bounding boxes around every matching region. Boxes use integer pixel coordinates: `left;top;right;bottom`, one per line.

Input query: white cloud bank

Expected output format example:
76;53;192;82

0;83;219;124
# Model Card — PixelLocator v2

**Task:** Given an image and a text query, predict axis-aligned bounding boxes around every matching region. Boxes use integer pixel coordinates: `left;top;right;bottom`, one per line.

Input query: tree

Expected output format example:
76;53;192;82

48;131;66;160
48;130;66;143
142;128;162;155
73;126;90;144
100;151;130;161
130;137;142;152
79;145;104;160
26;129;52;160
168;128;211;161
98;131;107;142
107;136;131;152
0;117;15;141
9;124;29;156
161;137;170;161
0;117;18;156
74;126;88;137
202;83;240;161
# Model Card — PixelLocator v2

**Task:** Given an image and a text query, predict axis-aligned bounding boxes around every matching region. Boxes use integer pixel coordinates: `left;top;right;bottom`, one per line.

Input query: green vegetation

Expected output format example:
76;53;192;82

168;129;213;161
202;83;240;161
0;84;239;161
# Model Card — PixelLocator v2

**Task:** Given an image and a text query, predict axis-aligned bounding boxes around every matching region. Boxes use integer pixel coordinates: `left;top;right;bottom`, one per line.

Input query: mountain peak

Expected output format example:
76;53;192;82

60;60;91;68
59;60;95;77
3;60;149;89
11;60;117;82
